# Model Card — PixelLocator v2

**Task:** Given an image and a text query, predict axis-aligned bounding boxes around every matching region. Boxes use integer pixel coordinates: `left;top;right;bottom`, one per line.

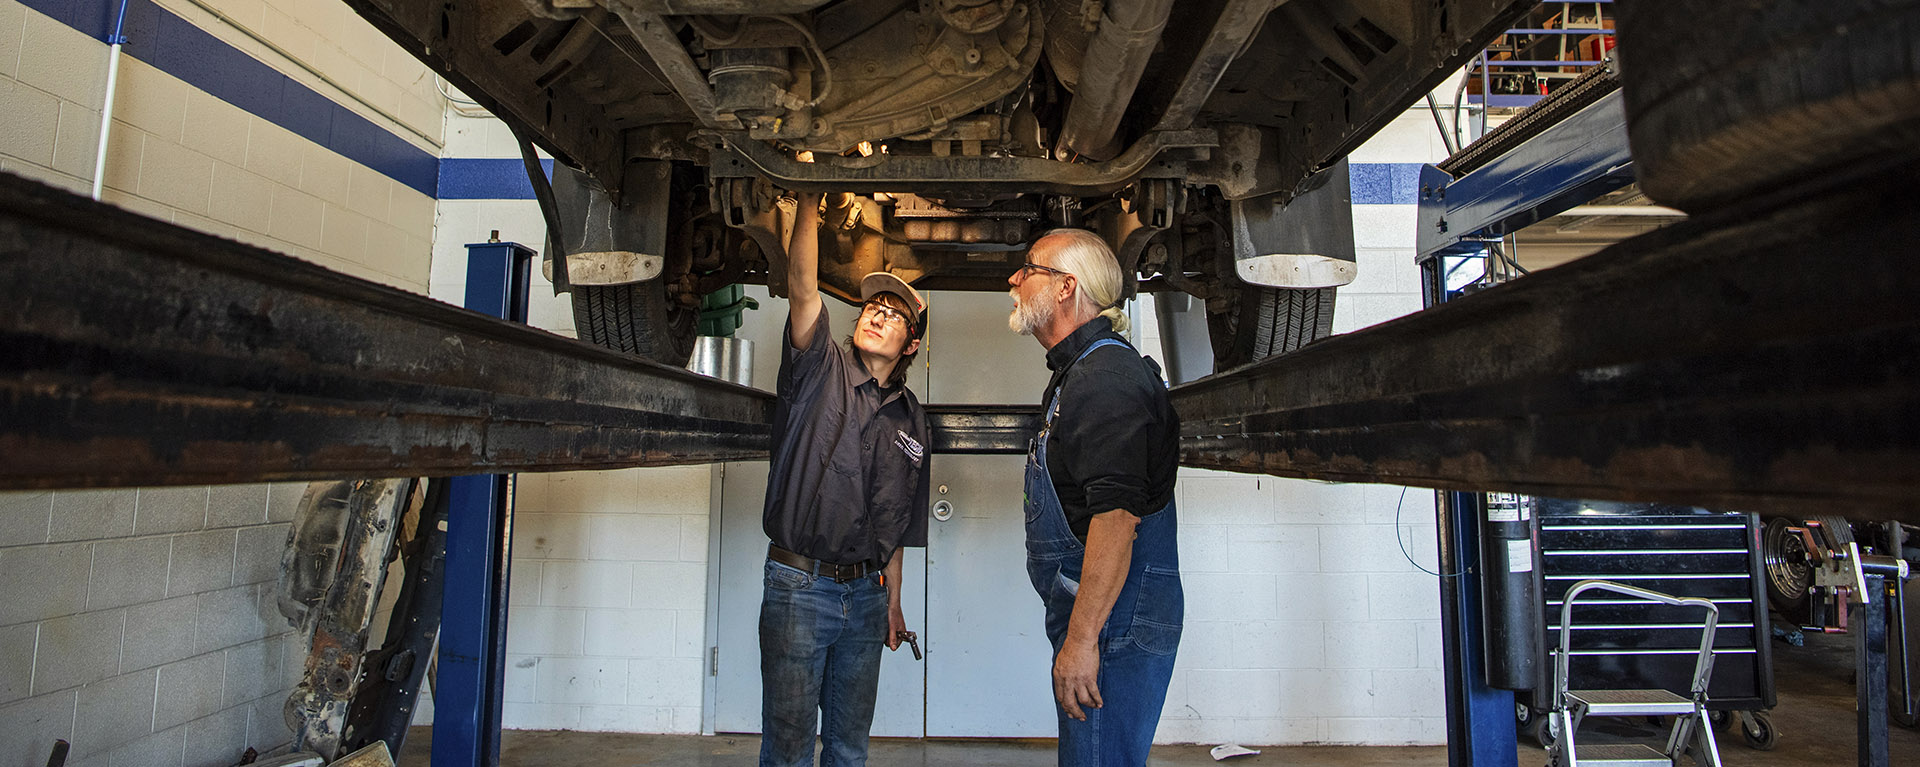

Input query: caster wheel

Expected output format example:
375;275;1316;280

1527;713;1560;751
1740;711;1778;751
1514;703;1543;747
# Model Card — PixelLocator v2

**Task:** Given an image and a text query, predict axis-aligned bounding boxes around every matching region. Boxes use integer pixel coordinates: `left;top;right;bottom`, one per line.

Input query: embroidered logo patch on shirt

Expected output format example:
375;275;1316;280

894;430;924;467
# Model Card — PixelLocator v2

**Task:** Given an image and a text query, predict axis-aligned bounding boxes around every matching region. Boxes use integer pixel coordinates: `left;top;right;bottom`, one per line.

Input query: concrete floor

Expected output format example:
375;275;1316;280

397;630;1917;765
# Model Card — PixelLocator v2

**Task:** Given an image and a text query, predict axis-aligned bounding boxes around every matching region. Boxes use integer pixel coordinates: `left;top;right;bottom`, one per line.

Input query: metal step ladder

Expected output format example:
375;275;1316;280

1549;580;1723;767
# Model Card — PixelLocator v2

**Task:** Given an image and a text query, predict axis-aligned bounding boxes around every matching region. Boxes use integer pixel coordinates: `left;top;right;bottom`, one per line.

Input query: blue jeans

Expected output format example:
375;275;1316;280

759;559;889;767
1050;611;1181;766
1026;337;1184;766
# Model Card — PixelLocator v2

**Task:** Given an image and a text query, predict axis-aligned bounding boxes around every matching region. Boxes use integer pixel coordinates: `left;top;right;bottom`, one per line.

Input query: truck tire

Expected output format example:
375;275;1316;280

1617;0;1920;212
1207;285;1335;372
571;280;697;367
1761;516;1812;626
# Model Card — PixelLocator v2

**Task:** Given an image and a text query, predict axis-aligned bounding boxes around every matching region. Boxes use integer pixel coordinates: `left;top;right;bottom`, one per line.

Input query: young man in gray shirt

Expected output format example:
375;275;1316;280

759;192;932;767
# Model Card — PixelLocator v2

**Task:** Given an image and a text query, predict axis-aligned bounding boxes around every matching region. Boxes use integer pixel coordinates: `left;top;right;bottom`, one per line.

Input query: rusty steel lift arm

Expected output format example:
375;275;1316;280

3;166;1919;520
0;172;775;486
0;171;1044;486
1170;153;1920;524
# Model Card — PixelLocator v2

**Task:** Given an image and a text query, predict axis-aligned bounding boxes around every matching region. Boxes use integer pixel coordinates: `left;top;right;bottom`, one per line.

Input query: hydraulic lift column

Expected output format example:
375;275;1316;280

433;239;535;767
1418;253;1520;767
1435;490;1521;767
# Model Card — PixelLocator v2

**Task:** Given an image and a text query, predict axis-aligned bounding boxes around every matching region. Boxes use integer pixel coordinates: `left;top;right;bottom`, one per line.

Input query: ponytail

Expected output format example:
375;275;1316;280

1037;228;1128;332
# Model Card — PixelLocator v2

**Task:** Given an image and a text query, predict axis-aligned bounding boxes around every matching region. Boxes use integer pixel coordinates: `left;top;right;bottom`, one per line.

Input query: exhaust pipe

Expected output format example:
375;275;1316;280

1056;0;1175;161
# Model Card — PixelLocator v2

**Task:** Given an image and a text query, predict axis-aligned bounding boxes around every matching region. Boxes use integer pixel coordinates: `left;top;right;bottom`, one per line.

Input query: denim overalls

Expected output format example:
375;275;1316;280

1025;338;1184;766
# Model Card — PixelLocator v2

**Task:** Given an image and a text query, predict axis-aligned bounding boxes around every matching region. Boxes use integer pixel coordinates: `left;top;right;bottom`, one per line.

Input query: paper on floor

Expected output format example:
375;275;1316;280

1210;743;1262;760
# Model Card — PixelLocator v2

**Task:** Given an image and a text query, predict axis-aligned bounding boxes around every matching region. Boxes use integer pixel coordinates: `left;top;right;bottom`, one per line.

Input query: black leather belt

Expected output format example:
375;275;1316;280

768;544;875;582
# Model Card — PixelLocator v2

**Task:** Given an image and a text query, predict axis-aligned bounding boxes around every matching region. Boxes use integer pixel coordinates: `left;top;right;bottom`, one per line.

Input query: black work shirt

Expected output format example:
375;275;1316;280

1041;317;1181;541
763;307;931;566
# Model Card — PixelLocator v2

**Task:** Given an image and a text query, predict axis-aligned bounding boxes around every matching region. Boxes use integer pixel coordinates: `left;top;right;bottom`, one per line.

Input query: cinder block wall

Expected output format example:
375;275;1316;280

1146;111;1455;745
0;485;310;766
493;469;714;732
0;0;442;763
1152;473;1444;744
0;0;441;288
423;109;718;733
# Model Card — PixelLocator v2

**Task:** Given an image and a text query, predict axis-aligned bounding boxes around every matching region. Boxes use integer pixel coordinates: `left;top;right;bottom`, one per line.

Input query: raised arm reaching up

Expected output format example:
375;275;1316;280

787;191;824;349
757;187;931;767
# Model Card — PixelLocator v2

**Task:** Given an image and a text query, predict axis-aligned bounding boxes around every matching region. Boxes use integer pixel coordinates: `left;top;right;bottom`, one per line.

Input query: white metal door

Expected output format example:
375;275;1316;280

707;289;1060;738
921;291;1058;736
710;288;929;737
710;462;930;737
923;455;1057;736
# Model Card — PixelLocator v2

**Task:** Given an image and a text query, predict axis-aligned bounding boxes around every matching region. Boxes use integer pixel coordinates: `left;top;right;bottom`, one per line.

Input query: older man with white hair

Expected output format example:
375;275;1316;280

1007;228;1183;766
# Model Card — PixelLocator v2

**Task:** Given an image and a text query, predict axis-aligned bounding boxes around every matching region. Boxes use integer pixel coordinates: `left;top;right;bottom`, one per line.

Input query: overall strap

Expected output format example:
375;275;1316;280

1046;338;1134;423
1077;337;1131;362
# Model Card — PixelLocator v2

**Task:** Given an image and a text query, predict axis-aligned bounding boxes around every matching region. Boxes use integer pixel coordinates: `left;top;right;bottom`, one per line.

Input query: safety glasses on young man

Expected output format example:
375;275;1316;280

860;300;915;330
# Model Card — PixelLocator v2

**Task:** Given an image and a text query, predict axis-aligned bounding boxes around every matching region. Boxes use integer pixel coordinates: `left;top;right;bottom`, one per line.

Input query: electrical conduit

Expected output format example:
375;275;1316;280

90;0;130;201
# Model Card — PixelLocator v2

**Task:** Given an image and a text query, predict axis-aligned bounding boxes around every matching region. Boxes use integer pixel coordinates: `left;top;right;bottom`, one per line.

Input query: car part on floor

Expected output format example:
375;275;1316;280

1760;516;1920;745
282;479;420;760
336;480;452;759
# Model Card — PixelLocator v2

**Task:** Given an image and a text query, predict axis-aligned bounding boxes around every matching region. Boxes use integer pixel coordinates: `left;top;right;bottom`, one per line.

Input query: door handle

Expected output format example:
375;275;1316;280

932;500;954;521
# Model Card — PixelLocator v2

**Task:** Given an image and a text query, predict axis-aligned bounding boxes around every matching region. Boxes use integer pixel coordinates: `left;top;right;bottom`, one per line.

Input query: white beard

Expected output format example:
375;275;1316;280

1008;288;1054;336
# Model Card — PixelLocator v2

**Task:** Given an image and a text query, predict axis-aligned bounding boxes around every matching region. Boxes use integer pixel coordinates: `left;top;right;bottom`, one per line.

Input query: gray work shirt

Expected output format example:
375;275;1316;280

762;307;931;566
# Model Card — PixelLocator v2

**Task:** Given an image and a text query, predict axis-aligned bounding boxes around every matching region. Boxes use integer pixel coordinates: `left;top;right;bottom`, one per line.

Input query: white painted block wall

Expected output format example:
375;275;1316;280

0;0;442;763
0;0;442;292
0;485;314;766
491;469;714;732
1126;110;1452;745
425;109;717;733
1151;472;1445;744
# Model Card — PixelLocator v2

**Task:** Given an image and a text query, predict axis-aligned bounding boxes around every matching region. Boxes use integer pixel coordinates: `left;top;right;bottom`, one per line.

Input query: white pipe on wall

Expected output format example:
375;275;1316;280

90;44;121;201
91;0;130;201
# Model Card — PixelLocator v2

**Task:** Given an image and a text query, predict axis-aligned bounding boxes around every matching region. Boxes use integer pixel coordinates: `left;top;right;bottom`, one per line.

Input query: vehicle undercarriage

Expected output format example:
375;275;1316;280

346;0;1537;369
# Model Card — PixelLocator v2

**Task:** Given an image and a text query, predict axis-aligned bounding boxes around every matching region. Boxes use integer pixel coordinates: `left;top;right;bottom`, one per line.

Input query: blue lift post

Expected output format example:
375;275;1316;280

1419;217;1518;766
1416;79;1645;767
1435;491;1519;767
433;239;535;767
1421;224;1520;766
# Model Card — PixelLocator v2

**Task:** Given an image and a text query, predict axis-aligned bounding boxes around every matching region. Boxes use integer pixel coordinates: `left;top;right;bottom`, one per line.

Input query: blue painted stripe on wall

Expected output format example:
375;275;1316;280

437;158;554;200
1350;163;1425;205
25;0;1433;206
23;0;439;197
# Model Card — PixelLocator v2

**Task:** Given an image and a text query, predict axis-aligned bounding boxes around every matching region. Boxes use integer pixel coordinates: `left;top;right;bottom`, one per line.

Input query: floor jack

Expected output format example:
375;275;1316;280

1772;519;1916;767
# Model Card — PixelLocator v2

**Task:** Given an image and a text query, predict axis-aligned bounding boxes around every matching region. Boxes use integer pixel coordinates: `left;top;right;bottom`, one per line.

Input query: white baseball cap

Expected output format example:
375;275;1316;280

859;271;926;331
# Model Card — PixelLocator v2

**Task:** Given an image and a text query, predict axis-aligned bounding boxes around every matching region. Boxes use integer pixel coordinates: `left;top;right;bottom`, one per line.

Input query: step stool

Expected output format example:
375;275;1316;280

1549;579;1723;767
